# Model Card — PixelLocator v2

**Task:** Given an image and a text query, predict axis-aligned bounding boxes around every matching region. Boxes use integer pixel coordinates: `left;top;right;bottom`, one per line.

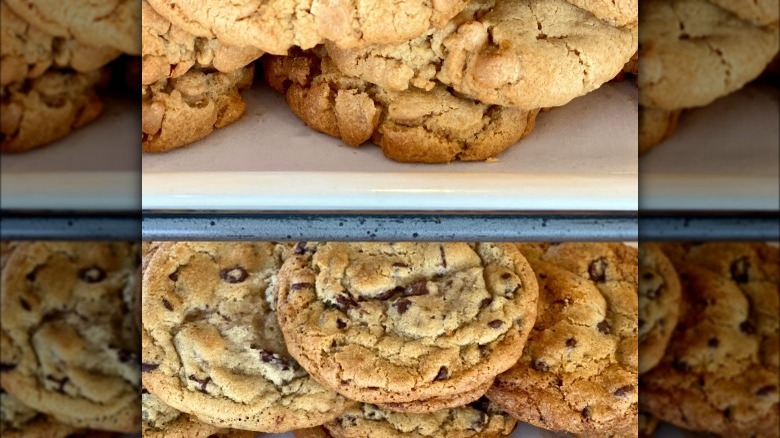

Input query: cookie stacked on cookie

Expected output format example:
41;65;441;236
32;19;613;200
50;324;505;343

638;0;780;152
0;0;141;153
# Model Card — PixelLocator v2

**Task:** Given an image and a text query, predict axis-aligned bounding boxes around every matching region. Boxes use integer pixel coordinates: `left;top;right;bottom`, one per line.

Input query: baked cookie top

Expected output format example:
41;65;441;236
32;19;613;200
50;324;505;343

638;243;681;374
263;52;539;163
325;400;517;438
642;243;779;438
141;242;352;433
4;0;141;55
487;243;638;435
142;389;254;438
145;0;469;55
141;0;263;85
639;0;779;110
276;242;538;404
327;0;637;109
0;242;141;433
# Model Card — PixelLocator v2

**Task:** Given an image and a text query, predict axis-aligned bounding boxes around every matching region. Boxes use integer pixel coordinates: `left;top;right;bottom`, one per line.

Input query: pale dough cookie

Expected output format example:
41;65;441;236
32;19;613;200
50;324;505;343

145;0;469;55
264;52;539;164
327;0;637;109
706;0;779;26
141;242;353;433
639;106;681;154
4;0;141;55
488;243;638;435
1;70;103;153
0;1;120;87
275;242;538;405
142;390;254;438
566;0;637;26
142;65;253;153
638;0;780;110
0;242;141;433
141;0;262;85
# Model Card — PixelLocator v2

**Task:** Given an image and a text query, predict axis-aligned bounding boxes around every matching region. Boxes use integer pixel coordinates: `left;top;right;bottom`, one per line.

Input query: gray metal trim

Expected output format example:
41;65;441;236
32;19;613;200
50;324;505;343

1;214;141;241
639;214;780;241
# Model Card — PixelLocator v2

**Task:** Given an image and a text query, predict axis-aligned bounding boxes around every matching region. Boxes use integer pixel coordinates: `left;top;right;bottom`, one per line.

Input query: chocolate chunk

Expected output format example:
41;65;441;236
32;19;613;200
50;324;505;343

259;350;297;371
142;363;160;373
501;272;512;280
582;407;591;419
189;374;211;392
531;359;549;372
333;293;358;311
394;298;412;315
168;270;179;281
480;297;493;310
566;337;577;348
555;377;564;387
613;385;634;396
740;320;756;335
290;282;314;291
336;319;347;329
373;287;403;301
0;362;17;372
439;246;447;269
468;411;488;431
117;350;138;363
404;280;429;297
434;366;449;381
673;358;691;372
488;320;504;329
708;337;720;348
756;385;777;396
597;320;611;334
730;257;750;283
293;242;307;255
588;258;607;282
220;266;248;284
162;298;173;311
78;266;106;283
141;387;149;394
392;262;409;268
723;407;732;419
46;375;68;393
19;298;30;311
470;397;491;413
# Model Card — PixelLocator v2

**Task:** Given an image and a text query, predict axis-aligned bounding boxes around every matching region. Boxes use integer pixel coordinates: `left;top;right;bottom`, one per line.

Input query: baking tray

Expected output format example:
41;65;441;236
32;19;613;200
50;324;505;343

0;94;140;211
640;82;780;212
142;81;638;213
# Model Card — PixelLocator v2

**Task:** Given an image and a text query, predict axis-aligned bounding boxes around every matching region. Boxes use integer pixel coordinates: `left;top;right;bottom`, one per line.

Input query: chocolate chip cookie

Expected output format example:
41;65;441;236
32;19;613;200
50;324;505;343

377;379;493;414
0;382;85;438
141;242;353;433
276;242;538;405
1;70;104;153
142;65;253;152
641;243;779;437
324;400;517;438
145;0;469;55
638;106;682;154
142;389;253;438
0;242;141;432
327;0;637;109
638;243;681;374
141;0;263;85
264;51;538;163
487;243;638;435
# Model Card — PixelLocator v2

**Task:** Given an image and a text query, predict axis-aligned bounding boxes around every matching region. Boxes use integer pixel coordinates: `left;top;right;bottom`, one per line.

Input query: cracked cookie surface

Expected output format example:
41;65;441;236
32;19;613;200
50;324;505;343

276;242;538;404
487;243;639;435
145;0;469;55
264;52;538;163
1;70;104;153
638;243;681;374
0;242;141;432
565;0;637;26
141;0;263;85
141;66;253;152
142;389;254;438
638;0;779;110
642;243;779;438
324;400;517;438
327;0;637;109
141;242;353;433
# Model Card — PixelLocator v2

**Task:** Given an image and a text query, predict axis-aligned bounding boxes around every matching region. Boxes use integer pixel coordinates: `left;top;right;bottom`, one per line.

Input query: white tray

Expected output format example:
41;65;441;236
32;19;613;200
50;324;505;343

0;95;140;211
640;82;780;212
142;82;638;212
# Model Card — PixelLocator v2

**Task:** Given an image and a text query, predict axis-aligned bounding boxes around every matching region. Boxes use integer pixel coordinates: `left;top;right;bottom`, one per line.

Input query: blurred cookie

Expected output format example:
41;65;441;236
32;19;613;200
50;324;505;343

488;243;638;435
638;411;659;438
141;65;253;152
639;106;681;154
566;0;637;26
327;0;637;109
264;52;538;163
706;0;779;26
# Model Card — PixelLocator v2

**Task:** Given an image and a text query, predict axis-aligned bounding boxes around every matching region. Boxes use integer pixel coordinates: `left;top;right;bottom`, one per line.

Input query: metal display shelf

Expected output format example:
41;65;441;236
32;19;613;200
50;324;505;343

0;213;141;241
639;213;780;241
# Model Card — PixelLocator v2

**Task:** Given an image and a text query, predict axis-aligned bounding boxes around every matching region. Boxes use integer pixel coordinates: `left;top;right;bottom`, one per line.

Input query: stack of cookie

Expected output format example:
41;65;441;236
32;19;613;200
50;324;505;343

140;241;639;437
638;0;780;153
0;0;141;153
0;242;142;436
638;242;779;437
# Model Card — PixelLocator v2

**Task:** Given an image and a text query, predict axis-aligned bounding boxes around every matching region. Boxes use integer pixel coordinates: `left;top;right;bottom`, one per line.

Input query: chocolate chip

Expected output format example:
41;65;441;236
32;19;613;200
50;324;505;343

394;298;412;315
141;387;149;394
19;298;30;311
293;242;307;255
392;262;409;268
555;377;563;387
488;320;503;329
189;374;211;392
708;337;719;348
756;385;776;396
723;407;732;419
162;299;173;311
740;320;756;335
468;411;488;431
588;258;607;282
220;266;248;284
582;407;591;419
566;338;577;348
597;320;611;334
730;257;750;283
259;350;297;371
470;397;491;413
531;359;549;372
168;271;179;281
614;385;634;396
78;266;106;283
0;362;17;372
501;273;512;280
439;246;447;269
117;350;138;363
673;358;691;372
480;297;493;310
333;293;358;311
336;319;347;329
25;269;38;282
404;280;429;297
290;282;314;291
141;363;160;373
46;375;68;393
434;366;449;381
